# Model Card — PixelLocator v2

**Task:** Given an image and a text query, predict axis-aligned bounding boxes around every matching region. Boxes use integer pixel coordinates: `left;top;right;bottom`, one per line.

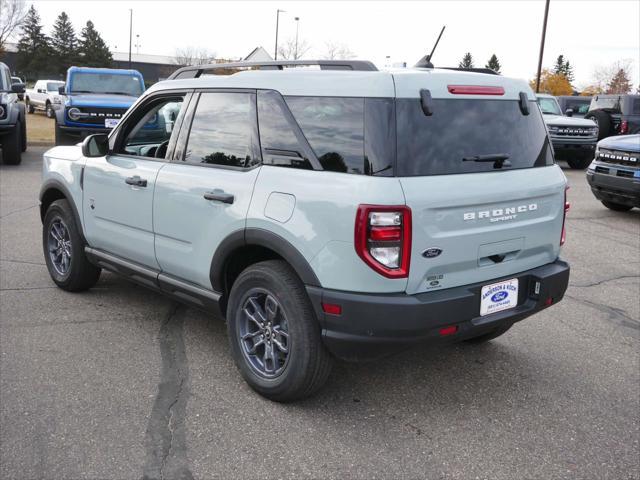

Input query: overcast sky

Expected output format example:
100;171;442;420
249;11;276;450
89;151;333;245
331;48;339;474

30;0;640;89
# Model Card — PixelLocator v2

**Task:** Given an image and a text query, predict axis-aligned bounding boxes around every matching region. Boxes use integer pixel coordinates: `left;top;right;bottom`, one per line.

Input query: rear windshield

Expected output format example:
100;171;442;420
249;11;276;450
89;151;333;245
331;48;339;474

591;96;621;112
396;98;553;176
70;72;143;96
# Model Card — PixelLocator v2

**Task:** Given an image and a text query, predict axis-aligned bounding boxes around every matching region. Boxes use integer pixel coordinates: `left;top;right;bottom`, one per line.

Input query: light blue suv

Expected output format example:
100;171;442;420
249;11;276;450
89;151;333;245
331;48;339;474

40;60;571;401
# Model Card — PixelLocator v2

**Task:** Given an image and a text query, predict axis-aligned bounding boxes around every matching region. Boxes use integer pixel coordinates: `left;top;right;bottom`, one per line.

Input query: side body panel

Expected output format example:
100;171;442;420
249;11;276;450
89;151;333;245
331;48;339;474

247;166;408;293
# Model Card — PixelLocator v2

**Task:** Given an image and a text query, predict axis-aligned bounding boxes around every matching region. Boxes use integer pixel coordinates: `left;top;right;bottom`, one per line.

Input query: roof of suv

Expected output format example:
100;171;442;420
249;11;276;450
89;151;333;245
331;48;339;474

149;65;535;100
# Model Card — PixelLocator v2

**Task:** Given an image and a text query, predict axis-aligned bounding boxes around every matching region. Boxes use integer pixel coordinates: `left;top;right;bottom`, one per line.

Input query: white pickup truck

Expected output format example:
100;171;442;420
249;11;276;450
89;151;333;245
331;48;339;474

25;80;64;118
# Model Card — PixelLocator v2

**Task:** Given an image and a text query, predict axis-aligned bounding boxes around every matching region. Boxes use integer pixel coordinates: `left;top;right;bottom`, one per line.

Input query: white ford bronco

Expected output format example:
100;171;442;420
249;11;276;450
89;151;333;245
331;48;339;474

40;60;570;401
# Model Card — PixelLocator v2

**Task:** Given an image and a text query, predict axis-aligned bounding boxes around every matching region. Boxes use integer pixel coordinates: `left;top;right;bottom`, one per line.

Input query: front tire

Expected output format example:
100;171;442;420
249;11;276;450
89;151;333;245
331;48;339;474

601;200;633;212
0;120;22;165
43;199;101;291
26;99;34;114
227;260;332;402
45;102;55;118
566;155;592;169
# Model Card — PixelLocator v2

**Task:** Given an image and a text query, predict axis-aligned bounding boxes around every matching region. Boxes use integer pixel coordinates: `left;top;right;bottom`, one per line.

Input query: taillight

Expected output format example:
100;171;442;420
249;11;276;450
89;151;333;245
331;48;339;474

447;85;505;95
620;120;629;134
561;186;570;246
355;205;411;278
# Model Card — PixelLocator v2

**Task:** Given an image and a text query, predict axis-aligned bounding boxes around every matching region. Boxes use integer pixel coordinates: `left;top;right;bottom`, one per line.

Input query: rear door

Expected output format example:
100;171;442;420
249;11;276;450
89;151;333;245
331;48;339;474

153;90;262;289
394;89;567;295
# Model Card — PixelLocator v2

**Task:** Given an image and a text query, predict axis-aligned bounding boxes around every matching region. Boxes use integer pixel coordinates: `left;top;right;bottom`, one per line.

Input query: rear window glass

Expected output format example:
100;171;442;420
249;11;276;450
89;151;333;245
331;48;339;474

396;99;553;176
592;96;621;112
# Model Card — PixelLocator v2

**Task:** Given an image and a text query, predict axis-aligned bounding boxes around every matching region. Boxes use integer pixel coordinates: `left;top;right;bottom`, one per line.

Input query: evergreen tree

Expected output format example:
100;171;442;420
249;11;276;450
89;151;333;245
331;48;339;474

485;54;501;73
15;5;52;80
606;69;632;94
458;52;474;69
51;12;78;75
553;55;574;83
78;20;112;67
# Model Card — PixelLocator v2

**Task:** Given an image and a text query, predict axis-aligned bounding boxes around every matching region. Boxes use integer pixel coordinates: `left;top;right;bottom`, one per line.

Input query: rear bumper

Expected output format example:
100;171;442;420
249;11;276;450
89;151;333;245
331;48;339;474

307;259;570;361
586;167;640;207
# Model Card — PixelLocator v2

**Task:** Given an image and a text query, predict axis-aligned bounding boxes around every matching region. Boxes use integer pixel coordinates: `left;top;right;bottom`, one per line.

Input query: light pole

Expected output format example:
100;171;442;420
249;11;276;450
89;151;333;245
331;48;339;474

128;9;133;68
274;9;286;60
535;0;550;93
294;17;300;60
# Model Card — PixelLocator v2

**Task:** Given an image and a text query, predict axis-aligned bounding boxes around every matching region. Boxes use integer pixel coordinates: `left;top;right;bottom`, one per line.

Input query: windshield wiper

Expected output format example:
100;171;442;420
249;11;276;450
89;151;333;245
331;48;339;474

462;153;511;169
104;91;133;95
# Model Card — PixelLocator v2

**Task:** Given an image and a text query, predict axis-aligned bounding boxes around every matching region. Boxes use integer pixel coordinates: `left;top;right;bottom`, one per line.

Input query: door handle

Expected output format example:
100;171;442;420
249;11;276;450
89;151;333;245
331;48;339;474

125;175;147;187
203;190;234;204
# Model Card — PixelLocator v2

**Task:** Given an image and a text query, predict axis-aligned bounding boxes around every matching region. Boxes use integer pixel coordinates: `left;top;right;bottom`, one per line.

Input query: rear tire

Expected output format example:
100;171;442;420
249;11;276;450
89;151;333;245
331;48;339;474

463;324;512;344
227;260;332;402
21;115;27;152
26;99;34;114
566;155;592;169
585;110;612;140
0;120;22;165
43;199;101;291
601;201;633;212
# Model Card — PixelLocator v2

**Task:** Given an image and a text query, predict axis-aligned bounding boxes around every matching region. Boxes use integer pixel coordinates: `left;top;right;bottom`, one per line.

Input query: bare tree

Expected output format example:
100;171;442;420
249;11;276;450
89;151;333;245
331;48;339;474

0;0;26;53
277;37;311;61
173;46;217;66
322;41;355;60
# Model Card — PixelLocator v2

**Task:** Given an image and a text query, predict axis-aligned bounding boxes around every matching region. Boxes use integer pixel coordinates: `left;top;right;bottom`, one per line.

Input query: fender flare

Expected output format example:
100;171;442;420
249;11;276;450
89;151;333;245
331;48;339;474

39;178;87;245
209;228;321;292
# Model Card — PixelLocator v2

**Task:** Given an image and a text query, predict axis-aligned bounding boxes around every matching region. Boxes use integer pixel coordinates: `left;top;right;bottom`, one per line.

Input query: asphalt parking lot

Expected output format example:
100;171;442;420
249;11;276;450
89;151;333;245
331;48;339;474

1;147;638;480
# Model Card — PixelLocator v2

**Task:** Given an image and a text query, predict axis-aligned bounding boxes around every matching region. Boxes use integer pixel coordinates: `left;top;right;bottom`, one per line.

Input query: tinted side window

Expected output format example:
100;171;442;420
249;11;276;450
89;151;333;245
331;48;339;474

257;90;312;169
631;98;640;115
184;92;259;168
286;96;365;174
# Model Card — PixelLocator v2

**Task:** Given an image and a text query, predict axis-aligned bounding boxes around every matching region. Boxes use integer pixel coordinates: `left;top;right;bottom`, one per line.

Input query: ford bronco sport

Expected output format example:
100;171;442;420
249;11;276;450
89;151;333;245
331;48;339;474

40;60;570;401
54;66;145;146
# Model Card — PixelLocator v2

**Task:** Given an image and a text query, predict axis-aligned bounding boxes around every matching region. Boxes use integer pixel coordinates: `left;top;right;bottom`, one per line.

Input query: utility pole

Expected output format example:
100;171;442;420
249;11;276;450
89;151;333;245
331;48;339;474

294;17;300;59
128;9;133;68
535;0;550;93
274;9;285;60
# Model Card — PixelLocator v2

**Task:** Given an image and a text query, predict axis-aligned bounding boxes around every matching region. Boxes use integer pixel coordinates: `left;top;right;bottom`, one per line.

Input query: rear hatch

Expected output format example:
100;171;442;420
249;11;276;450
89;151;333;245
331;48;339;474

393;72;567;295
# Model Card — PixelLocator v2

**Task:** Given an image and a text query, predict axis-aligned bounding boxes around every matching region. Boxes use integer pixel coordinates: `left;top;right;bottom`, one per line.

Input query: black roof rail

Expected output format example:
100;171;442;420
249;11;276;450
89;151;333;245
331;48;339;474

168;60;378;80
439;67;500;75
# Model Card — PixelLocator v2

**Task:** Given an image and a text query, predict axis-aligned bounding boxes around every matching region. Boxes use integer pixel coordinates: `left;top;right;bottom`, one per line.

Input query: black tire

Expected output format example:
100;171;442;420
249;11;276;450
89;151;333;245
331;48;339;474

227;260;332;402
601;201;633;212
0;120;22;165
45;102;54;119
42;199;101;292
585;110;612;140
54;122;75;146
463;324;512;344
26;99;34;114
21;115;27;152
566;155;592;169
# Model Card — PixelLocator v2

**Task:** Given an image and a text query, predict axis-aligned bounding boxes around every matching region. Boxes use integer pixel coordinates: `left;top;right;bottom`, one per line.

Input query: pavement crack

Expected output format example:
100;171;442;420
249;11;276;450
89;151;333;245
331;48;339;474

0;286;57;291
0;258;47;266
0;204;38;219
565;294;639;333
570;274;640;288
142;304;194;480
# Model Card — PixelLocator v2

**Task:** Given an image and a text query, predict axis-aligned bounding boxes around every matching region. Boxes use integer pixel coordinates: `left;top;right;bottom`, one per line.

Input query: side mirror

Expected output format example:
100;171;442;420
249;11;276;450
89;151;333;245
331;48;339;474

82;134;109;157
11;83;25;94
58;85;66;95
565;108;574;117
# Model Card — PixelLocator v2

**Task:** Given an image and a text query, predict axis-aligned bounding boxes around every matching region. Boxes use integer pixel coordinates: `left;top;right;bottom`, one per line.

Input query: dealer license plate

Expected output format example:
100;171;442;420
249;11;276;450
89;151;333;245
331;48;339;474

480;278;519;316
105;118;120;129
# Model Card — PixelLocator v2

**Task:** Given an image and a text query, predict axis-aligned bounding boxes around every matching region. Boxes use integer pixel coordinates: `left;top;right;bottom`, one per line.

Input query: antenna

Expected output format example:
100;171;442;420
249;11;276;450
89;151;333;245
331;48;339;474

415;26;446;68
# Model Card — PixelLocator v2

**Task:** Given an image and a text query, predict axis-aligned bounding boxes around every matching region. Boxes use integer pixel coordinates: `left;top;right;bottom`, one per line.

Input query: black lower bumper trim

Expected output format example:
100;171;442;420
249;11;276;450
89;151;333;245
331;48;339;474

307;260;570;361
587;170;640;207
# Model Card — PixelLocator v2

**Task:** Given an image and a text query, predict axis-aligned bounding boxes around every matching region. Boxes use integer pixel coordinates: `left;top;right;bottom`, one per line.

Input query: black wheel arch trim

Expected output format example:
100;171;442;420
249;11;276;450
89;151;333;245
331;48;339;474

39;179;87;245
210;228;321;293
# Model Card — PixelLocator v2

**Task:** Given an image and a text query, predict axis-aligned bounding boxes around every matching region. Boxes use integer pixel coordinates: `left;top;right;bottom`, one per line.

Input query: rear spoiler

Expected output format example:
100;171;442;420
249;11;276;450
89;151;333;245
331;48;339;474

440;67;500;76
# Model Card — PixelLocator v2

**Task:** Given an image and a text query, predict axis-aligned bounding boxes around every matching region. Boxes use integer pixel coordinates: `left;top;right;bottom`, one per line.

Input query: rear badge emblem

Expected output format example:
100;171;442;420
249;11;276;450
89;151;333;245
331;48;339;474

422;247;442;258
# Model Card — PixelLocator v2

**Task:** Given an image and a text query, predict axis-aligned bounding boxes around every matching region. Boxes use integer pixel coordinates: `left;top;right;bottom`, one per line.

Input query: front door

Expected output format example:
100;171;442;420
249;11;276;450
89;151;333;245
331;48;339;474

153;90;262;289
82;93;188;268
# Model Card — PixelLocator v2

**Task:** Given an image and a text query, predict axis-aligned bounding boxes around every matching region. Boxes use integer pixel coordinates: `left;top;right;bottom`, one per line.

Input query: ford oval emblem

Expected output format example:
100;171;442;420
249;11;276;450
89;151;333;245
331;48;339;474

422;247;442;258
491;291;508;303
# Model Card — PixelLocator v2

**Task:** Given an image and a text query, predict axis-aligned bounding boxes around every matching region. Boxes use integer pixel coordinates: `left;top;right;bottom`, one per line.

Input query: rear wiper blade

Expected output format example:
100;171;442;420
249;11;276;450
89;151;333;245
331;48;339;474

462;153;511;169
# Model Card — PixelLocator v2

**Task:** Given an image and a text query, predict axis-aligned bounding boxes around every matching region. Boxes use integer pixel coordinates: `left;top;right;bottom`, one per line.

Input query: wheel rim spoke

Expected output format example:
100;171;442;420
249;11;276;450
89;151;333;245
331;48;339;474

48;219;71;275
